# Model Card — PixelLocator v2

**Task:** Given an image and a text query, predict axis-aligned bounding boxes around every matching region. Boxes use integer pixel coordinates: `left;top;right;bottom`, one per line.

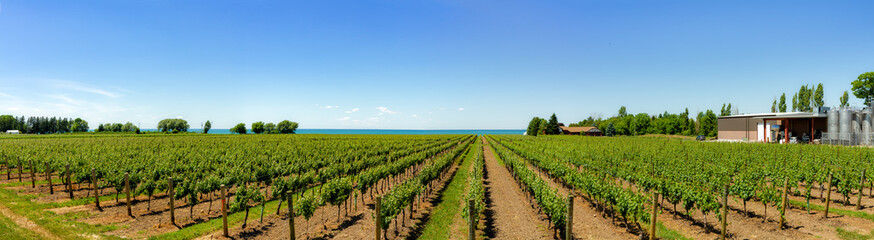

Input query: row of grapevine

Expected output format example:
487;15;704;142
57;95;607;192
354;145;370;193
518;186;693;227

461;138;484;228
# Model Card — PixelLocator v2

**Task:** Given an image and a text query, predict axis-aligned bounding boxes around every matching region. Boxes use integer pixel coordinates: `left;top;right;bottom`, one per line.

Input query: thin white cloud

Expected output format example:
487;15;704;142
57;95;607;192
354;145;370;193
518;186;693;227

0;92;15;98
345;108;359;114
317;104;340;109
376;107;397;114
48;95;82;105
411;114;418;118
337;116;351;121
53;80;119;98
7;107;18;111
458;108;465;111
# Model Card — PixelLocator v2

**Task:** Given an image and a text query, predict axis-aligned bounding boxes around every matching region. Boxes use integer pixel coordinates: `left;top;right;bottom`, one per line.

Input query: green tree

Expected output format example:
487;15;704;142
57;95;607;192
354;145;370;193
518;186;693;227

791;93;798;112
122;122;135;132
276;120;299;134
631;113;651;136
840;91;850;107
618;106;627;118
699;110;718;137
71;118;89;132
852;72;874;105
537;118;548;135
157;119;189;132
779;93;787;112
252;121;265;134
264;123;276;134
798;85;811;112
814;83;824;108
203;120;212;134
526;117;541;136
771;100;777;113
97;123;105;132
605;122;616;136
110;123;123;132
546;113;560;135
230;123;247;134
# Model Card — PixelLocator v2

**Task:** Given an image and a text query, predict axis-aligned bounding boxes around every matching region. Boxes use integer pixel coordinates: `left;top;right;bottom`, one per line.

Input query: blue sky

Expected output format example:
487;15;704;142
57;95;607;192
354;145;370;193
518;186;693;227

1;1;873;129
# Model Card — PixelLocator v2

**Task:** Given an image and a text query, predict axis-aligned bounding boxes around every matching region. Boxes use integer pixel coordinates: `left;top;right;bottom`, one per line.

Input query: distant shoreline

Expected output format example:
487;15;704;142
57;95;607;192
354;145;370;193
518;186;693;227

132;129;527;135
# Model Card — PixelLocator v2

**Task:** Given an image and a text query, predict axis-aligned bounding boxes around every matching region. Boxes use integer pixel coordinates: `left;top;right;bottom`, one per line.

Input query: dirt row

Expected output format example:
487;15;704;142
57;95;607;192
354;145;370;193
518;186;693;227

480;137;555;239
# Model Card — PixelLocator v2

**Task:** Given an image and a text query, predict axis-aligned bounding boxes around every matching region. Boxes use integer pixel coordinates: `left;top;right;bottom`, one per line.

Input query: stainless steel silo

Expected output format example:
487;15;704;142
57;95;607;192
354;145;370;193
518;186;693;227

862;108;874;145
828;109;840;140
840;108;852;143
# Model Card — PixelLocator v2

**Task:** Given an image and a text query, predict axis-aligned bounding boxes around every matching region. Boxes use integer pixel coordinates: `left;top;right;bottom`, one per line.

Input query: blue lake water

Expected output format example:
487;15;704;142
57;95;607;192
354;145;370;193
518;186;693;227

140;129;526;135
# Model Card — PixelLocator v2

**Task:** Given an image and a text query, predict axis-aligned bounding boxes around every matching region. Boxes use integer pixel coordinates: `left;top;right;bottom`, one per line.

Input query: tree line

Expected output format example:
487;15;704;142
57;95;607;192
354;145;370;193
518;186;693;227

525;114;561;136
0;115;89;134
95;122;140;133
577;106;721;137
769;71;874;112
529;106;724;138
230;120;299;134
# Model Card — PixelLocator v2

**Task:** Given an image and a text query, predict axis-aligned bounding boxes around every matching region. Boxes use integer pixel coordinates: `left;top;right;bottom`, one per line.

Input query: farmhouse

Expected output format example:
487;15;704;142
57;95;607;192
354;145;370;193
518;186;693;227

717;111;827;143
559;126;603;136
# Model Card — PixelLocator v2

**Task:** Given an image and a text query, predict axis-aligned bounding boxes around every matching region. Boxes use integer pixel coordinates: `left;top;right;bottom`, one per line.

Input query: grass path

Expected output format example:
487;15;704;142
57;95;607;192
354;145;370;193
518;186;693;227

0;187;122;240
418;140;477;239
0;204;50;240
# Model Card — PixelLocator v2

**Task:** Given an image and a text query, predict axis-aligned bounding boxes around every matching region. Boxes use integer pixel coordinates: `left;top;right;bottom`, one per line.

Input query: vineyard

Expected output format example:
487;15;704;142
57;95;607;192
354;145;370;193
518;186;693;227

0;134;873;239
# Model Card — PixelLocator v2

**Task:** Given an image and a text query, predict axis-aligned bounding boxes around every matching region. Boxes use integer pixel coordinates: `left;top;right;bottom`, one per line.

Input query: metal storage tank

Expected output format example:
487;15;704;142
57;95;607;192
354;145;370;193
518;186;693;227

854;111;862;145
828;109;840;140
840;108;853;142
862;108;874;145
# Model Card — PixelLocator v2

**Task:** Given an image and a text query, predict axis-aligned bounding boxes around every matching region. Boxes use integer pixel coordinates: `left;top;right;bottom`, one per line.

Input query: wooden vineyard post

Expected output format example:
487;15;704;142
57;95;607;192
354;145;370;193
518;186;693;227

825;172;833;218
468;199;476;240
858;169;865;210
18;158;22;182
125;172;132;217
779;178;788;229
721;185;728;240
221;184;228;237
92;168;100;210
375;196;382;240
650;192;658;240
30;160;36;188
288;192;294;240
46;162;53;195
168;177;175;226
566;195;574;240
66;164;73;199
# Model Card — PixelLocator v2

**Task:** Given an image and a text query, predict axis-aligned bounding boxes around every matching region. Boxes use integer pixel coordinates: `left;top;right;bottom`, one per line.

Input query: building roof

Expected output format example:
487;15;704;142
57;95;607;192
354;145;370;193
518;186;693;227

560;126;601;133
718;112;827;120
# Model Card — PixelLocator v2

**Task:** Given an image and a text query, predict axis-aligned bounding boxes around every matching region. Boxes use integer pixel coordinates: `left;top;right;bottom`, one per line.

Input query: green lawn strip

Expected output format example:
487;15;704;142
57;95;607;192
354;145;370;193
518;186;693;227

152;183;322;240
635;220;691;240
837;227;874;240
484;138;504;166
788;199;874;221
0;187;123;240
654;221;692;240
1;179;49;187
419;144;475;239
0;209;45;240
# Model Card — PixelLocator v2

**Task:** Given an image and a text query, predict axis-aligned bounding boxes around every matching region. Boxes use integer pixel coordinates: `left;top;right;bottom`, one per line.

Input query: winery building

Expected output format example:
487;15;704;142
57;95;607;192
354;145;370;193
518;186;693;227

717;112;827;143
